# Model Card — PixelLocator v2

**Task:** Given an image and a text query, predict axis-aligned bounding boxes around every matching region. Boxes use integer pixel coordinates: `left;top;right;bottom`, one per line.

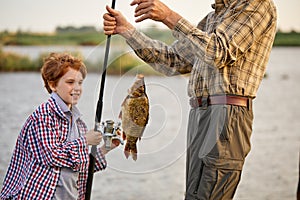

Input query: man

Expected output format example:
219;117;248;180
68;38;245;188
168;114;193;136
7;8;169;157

103;0;277;199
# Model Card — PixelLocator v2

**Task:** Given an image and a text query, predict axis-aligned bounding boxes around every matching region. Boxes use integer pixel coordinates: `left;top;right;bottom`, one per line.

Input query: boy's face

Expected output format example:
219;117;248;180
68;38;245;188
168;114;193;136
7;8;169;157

50;68;84;108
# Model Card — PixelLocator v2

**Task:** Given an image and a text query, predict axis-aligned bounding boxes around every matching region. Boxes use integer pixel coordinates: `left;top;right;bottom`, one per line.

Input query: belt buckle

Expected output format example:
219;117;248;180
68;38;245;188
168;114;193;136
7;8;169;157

247;98;252;110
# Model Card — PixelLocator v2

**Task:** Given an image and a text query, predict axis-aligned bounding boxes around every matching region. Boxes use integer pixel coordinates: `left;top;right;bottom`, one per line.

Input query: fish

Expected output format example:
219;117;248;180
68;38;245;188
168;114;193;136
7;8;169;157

119;74;149;161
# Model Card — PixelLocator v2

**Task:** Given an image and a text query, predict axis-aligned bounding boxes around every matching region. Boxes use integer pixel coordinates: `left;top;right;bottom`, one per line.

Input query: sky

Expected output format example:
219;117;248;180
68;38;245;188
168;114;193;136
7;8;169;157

0;0;299;33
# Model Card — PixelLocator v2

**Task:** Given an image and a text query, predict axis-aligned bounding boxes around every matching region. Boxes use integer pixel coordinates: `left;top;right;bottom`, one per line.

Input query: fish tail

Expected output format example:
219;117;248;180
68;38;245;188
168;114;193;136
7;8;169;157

124;143;130;159
132;147;137;161
124;142;138;161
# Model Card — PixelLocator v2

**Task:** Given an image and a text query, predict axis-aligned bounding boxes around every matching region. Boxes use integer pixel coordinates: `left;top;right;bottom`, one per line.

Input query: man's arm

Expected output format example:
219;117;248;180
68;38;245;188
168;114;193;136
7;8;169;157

103;5;193;76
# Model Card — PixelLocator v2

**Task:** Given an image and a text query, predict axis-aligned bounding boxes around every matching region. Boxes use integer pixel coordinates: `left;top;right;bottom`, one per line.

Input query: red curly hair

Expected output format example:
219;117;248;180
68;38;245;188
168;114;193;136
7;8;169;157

41;52;87;94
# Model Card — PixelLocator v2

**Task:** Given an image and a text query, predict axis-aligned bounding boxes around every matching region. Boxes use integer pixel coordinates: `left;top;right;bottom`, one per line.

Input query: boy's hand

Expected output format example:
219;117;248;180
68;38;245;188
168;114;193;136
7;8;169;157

85;130;102;145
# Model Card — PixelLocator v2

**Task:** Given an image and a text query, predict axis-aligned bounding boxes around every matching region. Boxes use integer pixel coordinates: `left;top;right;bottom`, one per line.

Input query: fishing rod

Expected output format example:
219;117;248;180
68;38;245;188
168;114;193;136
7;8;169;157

85;0;116;199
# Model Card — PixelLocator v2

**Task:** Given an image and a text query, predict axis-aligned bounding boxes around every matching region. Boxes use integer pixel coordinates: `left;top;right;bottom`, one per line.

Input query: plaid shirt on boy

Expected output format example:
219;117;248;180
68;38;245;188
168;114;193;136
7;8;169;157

0;96;106;200
127;0;277;98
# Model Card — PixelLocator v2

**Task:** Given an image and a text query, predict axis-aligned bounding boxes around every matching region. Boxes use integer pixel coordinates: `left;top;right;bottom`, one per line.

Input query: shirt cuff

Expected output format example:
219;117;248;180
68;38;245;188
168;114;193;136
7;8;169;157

73;136;89;172
172;18;195;39
126;29;148;51
95;147;107;171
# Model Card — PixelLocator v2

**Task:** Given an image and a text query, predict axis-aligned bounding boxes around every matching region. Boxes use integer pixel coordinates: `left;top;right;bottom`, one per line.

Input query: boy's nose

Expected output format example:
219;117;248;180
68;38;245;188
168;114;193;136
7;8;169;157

74;82;81;90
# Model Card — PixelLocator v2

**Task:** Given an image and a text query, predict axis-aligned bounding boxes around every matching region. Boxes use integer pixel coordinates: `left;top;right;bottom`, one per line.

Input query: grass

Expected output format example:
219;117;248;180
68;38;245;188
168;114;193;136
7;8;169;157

273;31;300;46
0;47;161;75
1;30;299;47
0;49;36;71
0;31;106;46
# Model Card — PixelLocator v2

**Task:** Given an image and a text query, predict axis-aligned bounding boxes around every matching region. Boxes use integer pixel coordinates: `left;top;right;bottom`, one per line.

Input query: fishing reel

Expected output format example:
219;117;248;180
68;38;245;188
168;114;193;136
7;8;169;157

95;120;124;150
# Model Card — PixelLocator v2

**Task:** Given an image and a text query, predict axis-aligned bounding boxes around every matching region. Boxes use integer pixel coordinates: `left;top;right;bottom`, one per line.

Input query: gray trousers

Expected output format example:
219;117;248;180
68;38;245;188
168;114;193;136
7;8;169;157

185;104;253;200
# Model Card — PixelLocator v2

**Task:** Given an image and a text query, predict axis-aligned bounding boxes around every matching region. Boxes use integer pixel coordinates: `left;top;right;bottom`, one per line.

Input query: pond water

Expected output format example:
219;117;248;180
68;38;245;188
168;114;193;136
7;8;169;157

0;47;299;199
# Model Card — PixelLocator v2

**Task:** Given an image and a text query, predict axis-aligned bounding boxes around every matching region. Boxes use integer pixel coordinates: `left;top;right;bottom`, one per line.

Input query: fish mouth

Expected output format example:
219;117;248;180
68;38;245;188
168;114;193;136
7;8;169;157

136;74;144;79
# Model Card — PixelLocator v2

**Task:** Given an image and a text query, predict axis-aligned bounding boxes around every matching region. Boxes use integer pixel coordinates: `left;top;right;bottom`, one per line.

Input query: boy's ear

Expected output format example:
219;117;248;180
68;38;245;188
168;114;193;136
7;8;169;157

48;81;56;92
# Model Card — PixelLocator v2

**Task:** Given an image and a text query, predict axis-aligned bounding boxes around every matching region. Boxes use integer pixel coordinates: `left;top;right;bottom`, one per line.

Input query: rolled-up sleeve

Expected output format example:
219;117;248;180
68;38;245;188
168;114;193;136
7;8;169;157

28;115;90;172
126;29;193;76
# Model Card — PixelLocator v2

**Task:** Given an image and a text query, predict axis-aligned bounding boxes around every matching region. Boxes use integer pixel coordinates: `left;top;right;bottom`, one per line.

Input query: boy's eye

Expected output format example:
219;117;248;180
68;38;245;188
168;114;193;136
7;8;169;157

65;79;75;83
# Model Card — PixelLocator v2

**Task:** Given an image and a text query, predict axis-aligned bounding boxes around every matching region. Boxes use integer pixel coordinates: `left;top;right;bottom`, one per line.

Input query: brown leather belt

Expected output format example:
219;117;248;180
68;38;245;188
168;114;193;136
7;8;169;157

190;95;252;109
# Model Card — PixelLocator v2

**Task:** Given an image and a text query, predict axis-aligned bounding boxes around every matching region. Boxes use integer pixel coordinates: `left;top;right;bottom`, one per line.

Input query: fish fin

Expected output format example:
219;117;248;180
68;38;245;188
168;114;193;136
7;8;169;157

122;131;127;141
145;114;149;125
124;143;130;159
145;98;149;125
116;129;122;136
131;144;138;161
119;94;130;119
132;152;137;161
118;110;122;119
120;95;130;107
139;127;147;138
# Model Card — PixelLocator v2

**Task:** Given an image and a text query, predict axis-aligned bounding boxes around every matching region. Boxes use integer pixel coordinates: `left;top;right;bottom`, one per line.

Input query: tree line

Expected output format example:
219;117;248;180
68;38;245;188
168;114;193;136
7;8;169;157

0;25;300;46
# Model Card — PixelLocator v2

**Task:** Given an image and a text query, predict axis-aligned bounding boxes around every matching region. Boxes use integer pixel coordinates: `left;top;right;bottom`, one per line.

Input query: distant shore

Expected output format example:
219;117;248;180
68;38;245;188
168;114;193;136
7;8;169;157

1;29;299;47
1;29;299;73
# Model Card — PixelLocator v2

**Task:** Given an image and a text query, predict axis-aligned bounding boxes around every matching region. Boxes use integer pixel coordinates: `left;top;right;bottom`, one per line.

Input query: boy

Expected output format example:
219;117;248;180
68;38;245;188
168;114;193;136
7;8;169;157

0;52;117;200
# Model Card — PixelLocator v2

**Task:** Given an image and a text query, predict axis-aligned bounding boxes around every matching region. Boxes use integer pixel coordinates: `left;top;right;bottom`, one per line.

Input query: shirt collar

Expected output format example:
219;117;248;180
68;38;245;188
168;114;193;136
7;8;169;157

51;92;81;120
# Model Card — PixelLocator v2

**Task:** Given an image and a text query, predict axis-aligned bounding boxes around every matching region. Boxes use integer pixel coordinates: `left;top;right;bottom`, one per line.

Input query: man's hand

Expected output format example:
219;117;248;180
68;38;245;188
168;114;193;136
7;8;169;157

103;5;135;38
130;0;181;29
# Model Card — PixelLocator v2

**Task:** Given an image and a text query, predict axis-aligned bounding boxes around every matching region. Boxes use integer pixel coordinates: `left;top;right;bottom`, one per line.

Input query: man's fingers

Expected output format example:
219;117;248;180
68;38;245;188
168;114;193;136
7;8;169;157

106;5;115;14
103;6;118;35
130;0;139;6
103;20;116;27
135;14;150;23
103;13;115;21
133;1;153;23
103;28;115;35
134;3;151;17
